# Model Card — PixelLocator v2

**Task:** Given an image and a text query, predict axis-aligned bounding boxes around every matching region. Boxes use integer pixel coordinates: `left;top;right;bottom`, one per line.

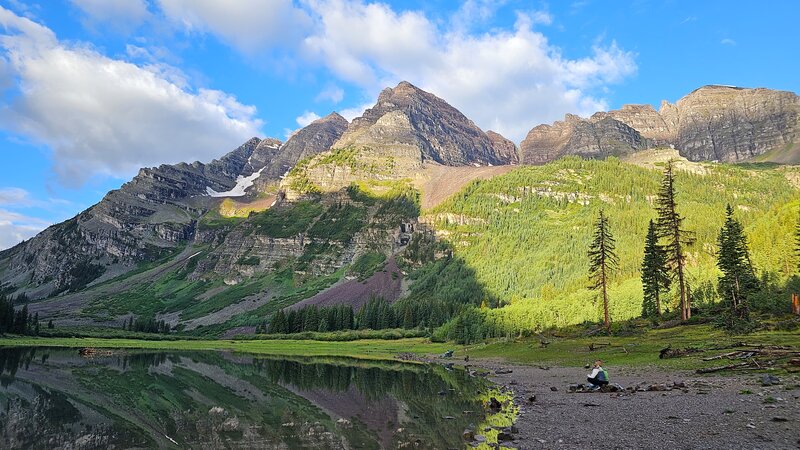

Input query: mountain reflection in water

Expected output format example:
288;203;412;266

0;347;496;449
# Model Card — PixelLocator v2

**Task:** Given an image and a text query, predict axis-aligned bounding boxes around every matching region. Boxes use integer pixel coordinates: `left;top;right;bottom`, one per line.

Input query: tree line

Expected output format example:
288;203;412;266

258;295;464;335
0;295;46;335
122;316;172;334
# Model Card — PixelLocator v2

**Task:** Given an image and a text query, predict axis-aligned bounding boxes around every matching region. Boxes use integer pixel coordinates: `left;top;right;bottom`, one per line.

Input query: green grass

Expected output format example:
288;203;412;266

251;200;324;237
350;251;386;279
464;323;800;372
0;337;451;361
307;203;367;242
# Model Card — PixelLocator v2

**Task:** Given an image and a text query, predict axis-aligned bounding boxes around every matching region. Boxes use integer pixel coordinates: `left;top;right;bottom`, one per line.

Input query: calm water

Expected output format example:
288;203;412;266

0;347;505;449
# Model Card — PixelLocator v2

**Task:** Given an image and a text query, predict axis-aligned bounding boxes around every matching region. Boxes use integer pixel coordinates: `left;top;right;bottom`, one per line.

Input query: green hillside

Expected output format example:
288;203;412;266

427;156;800;332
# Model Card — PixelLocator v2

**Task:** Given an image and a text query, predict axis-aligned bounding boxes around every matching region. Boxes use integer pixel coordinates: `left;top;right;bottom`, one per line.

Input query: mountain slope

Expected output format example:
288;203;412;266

521;85;800;164
0;137;270;298
0;113;352;300
424;152;799;330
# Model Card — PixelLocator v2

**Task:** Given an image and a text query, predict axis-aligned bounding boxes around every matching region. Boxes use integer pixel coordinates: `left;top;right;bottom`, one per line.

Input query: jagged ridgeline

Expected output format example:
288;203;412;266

2;81;800;336
427;155;799;332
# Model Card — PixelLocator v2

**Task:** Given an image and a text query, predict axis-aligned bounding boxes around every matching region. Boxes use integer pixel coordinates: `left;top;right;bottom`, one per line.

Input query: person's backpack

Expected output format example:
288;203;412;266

600;368;610;382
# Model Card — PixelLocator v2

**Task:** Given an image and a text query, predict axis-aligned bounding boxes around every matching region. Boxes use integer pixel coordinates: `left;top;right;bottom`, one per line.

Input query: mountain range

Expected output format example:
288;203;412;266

1;81;798;333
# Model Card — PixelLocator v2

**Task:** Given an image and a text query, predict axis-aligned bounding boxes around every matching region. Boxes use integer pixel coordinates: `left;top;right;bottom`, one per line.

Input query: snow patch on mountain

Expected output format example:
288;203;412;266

206;167;264;197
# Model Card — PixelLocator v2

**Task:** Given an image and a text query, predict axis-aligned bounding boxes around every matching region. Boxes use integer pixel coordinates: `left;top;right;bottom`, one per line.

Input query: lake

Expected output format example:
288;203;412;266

0;347;512;449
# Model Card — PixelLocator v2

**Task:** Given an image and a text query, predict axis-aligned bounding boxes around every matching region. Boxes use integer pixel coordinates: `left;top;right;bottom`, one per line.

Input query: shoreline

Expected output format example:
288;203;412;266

2;336;799;448
460;358;800;449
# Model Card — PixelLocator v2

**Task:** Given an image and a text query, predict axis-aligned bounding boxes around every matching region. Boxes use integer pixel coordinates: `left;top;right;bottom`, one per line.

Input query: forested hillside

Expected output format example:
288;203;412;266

425;156;799;332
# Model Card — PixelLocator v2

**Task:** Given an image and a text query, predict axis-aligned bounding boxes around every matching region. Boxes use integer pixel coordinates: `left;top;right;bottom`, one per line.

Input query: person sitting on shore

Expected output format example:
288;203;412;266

587;360;609;391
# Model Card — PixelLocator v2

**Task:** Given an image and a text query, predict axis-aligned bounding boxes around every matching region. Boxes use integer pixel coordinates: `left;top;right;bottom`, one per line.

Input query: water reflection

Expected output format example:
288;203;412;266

0;347;496;449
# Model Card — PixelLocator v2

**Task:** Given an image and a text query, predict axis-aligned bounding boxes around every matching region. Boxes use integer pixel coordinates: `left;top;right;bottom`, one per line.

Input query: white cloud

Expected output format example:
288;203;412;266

156;0;312;54
338;101;373;122
315;84;344;103
302;2;636;141
57;1;634;143
720;38;736;46
0;209;48;250
296;111;321;127
70;0;151;30
0;7;263;186
0;187;30;205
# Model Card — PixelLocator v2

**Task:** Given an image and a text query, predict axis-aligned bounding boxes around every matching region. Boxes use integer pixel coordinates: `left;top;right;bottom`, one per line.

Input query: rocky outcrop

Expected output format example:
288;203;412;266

521;114;650;164
333;81;516;166
521;85;800;164
257;113;348;184
667;86;800;162
486;131;519;164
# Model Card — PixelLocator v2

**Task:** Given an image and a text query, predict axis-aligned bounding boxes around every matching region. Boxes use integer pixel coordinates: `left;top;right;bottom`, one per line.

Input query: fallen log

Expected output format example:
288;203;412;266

702;351;740;361
696;362;752;374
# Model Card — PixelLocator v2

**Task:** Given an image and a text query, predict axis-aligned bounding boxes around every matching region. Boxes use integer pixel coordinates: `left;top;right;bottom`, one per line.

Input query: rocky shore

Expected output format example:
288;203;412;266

462;359;799;449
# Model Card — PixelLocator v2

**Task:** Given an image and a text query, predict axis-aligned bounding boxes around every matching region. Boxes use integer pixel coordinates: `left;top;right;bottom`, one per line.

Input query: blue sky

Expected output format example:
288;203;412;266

0;0;798;249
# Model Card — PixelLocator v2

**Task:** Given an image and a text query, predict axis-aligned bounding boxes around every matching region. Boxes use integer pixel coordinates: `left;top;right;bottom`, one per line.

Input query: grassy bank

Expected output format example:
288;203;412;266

464;324;800;372
0;336;450;361
4;323;799;372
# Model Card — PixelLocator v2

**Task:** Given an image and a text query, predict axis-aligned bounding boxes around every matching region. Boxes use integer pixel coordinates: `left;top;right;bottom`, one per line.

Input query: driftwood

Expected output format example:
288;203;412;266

702;349;800;361
696;362;752;373
695;346;800;373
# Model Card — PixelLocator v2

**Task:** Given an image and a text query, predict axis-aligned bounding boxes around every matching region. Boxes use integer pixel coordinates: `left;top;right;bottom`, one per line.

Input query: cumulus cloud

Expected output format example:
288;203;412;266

70;0;151;31
302;2;636;141
720;38;736;46
0;7;263;185
81;0;634;142
157;0;312;54
296;111;321;127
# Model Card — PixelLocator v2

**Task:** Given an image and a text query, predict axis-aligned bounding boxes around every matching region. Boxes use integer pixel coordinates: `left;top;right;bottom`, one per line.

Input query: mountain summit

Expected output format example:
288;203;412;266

333;81;518;166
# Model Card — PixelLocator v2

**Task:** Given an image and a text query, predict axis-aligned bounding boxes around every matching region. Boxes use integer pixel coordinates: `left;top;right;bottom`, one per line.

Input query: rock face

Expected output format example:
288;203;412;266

486;131;519;164
256;113;349;184
521;85;800;164
667;86;800;162
333;81;516;166
522;114;650;165
284;82;517;198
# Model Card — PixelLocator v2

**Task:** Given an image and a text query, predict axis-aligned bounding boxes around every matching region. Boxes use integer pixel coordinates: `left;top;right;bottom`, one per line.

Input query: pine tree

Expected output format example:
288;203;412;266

655;161;695;321
588;210;618;332
641;220;670;319
269;310;289;334
795;208;800;273
717;205;759;327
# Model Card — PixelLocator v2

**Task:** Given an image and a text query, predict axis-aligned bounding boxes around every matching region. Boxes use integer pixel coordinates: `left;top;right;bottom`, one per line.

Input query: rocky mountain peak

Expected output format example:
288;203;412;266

333;81;516;166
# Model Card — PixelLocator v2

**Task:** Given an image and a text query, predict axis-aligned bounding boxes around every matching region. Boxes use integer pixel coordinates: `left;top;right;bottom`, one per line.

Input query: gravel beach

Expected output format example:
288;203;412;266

468;360;800;449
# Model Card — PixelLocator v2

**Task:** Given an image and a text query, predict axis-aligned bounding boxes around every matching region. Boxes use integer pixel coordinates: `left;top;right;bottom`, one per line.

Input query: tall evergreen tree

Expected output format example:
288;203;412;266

588;210;618;332
795;208;800;273
717;205;759;327
269;310;289;334
655;161;695;321
641;220;670;319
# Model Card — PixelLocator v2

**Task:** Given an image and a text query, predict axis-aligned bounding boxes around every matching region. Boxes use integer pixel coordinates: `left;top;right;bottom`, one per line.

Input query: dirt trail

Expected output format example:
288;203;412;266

444;357;800;449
